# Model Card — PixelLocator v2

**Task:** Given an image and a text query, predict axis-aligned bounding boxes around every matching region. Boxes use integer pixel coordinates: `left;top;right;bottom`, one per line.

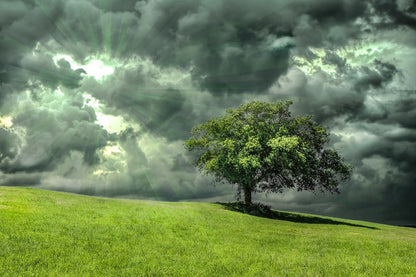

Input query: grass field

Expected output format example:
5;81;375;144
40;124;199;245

0;186;415;276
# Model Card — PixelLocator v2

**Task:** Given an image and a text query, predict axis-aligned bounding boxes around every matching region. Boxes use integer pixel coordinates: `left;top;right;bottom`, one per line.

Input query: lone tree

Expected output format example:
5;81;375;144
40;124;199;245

185;100;352;204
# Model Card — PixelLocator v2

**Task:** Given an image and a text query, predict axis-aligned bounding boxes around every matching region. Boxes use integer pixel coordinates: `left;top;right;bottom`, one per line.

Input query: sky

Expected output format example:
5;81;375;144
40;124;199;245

0;0;415;226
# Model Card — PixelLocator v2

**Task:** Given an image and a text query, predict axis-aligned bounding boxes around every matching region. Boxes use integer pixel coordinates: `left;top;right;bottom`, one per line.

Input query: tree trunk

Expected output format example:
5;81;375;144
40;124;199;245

243;186;252;204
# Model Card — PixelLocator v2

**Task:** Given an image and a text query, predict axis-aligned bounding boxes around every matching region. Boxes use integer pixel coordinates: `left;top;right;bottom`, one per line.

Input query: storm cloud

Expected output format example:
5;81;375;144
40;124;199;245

0;0;415;225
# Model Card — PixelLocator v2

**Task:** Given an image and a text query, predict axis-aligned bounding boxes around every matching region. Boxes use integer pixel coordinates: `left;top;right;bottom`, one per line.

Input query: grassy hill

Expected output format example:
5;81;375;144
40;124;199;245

0;187;415;276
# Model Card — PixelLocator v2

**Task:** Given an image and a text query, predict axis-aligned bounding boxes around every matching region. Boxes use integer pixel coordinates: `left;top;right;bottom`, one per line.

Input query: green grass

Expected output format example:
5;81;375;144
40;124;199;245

0;187;415;276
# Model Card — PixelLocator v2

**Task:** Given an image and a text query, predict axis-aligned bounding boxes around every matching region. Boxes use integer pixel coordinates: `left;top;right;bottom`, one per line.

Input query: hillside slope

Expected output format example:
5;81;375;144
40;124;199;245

0;187;415;276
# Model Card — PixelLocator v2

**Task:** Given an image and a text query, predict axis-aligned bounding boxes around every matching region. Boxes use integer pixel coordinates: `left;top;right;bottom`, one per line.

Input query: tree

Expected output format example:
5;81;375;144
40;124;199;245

185;100;352;204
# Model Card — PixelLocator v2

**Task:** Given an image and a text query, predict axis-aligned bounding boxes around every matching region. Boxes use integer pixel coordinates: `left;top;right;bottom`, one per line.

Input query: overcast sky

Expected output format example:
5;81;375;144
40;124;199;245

1;0;415;225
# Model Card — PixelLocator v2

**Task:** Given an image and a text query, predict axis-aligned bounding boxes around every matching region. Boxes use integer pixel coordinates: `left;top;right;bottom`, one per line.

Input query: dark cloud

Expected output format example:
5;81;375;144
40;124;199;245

131;0;368;93
0;128;20;165
80;62;196;141
38;0;370;93
353;60;398;92
322;52;348;73
0;91;108;173
269;57;399;126
0;0;409;94
0;0;64;85
19;53;85;89
370;0;416;30
0;172;42;186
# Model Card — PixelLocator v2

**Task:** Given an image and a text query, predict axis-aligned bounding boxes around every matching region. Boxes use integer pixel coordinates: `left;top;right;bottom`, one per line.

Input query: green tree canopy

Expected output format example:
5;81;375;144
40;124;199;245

185;100;352;204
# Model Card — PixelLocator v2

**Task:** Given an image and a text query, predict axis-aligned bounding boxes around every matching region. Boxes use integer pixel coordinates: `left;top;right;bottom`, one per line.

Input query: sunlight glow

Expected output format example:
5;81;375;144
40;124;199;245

103;145;123;156
95;112;131;133
0;116;13;128
53;54;114;80
293;47;338;77
82;93;141;134
93;144;127;176
83;59;114;80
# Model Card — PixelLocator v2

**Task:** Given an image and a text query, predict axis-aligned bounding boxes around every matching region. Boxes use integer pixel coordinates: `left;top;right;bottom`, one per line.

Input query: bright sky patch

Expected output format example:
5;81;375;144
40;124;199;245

0;116;13;128
53;54;114;80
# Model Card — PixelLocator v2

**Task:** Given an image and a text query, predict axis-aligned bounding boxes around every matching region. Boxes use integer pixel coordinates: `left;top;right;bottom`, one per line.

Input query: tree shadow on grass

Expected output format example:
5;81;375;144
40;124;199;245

217;202;379;230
